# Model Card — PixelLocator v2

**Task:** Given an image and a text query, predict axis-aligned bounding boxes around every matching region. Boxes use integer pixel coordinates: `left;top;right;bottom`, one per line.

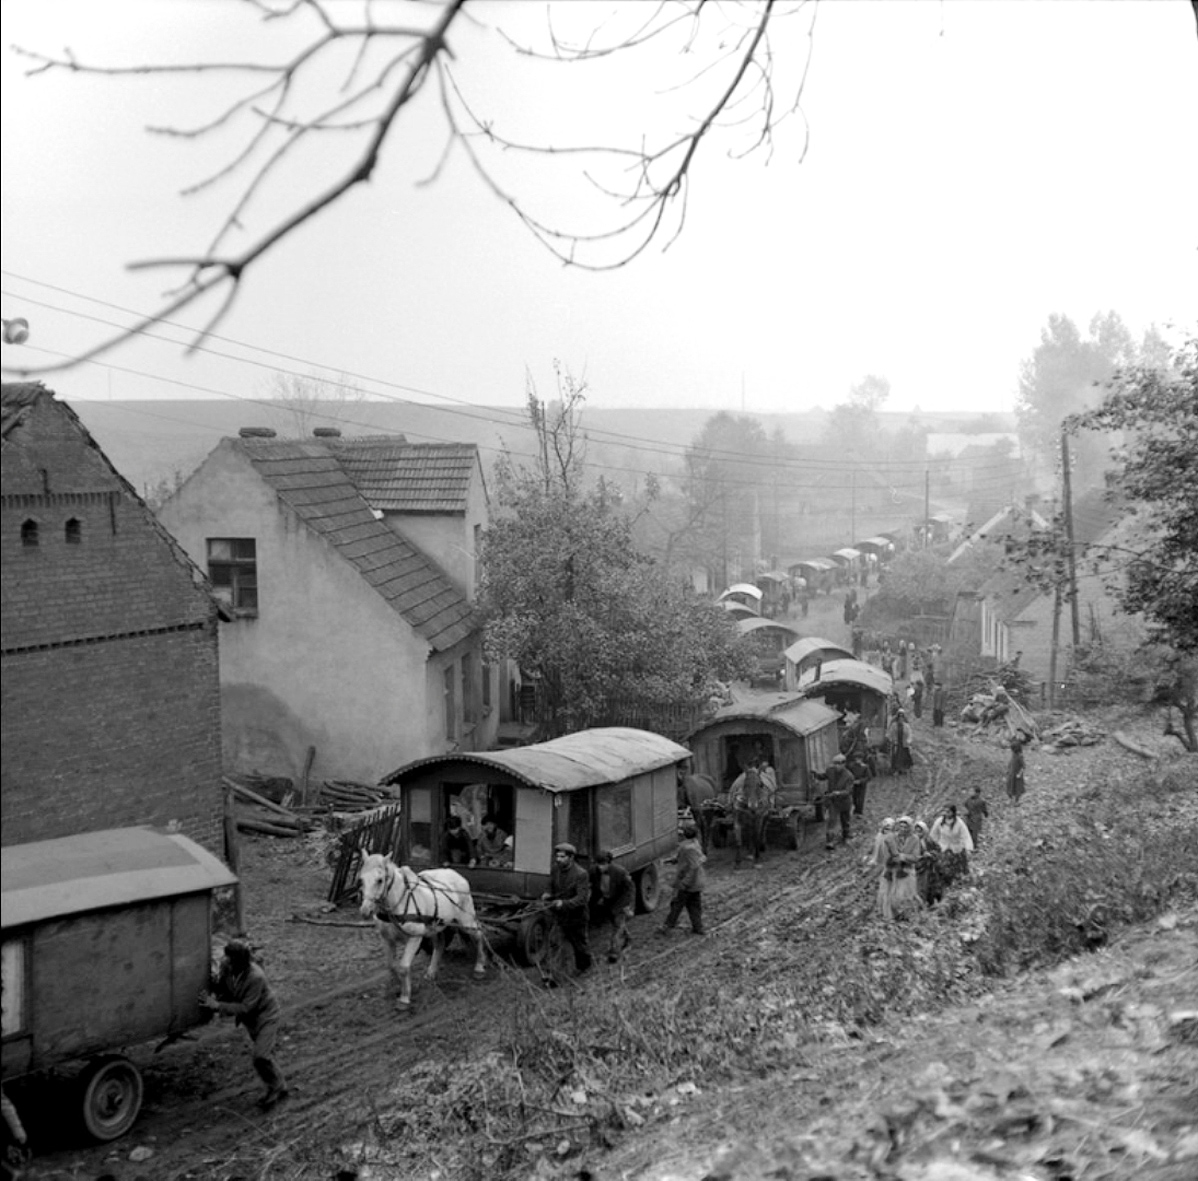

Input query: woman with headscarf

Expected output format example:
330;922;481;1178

879;816;923;919
865;817;894;874
930;804;974;886
1006;732;1028;803
913;820;943;906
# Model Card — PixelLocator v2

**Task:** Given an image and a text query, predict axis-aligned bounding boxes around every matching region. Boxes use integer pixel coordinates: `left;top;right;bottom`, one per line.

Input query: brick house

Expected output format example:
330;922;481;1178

1;384;225;852
158;432;496;784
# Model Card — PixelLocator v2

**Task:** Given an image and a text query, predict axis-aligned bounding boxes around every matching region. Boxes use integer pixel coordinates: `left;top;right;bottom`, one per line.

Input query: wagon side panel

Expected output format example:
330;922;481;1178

32;903;172;1068
168;893;212;1033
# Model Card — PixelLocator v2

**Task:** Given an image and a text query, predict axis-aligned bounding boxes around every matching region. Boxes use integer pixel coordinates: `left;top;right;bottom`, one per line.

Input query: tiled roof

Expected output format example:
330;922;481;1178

331;440;480;513
236;439;475;652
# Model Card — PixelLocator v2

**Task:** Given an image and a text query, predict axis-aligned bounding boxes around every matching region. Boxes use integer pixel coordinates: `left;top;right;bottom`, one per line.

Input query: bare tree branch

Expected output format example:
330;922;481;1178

5;0;817;377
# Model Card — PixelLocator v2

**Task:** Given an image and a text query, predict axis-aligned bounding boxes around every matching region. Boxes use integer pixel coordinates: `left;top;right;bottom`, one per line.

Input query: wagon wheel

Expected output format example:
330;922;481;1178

635;860;662;914
517;909;561;968
80;1054;144;1142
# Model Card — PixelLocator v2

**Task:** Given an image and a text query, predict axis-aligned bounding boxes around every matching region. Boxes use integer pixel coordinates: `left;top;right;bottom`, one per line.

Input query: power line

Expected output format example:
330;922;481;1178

2;271;1028;476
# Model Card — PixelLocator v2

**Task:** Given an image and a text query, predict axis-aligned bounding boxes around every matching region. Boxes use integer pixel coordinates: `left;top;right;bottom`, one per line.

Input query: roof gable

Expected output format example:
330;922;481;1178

234;437;475;651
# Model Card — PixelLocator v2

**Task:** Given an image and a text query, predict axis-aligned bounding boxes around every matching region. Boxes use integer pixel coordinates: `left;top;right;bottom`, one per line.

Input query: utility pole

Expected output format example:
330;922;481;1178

1060;429;1081;648
1049;583;1062;709
850;467;857;547
923;469;931;549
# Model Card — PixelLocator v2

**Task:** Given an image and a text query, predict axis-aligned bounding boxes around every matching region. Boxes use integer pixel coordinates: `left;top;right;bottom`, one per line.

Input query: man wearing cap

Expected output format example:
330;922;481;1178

200;939;287;1109
541;844;592;976
813;754;855;849
659;820;707;936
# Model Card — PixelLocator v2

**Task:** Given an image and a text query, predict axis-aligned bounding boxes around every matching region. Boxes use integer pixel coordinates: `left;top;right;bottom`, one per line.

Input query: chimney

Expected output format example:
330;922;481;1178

313;427;342;438
238;427;277;438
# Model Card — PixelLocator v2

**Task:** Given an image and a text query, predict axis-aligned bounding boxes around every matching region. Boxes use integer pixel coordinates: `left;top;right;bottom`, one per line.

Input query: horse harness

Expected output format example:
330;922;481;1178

370;860;455;932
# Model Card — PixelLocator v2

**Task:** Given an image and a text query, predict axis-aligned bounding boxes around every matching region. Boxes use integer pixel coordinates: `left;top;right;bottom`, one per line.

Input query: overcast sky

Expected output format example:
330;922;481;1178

1;0;1195;417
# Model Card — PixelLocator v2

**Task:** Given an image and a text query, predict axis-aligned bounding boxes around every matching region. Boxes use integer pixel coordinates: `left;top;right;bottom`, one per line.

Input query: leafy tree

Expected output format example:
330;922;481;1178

479;371;751;735
672;413;771;586
1067;334;1198;750
822;374;890;459
1015;311;1136;491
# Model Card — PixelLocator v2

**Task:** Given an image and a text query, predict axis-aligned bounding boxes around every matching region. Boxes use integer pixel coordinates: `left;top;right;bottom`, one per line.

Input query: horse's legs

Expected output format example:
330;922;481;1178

396;934;422;1007
466;921;487;978
424;931;445;982
377;923;402;997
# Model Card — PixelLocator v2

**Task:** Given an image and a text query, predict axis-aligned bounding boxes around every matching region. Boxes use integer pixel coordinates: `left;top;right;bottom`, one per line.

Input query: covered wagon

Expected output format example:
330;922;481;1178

378;728;689;963
791;657;895;751
685;696;841;847
737;616;803;686
783;636;854;687
1;827;237;1141
717;582;763;615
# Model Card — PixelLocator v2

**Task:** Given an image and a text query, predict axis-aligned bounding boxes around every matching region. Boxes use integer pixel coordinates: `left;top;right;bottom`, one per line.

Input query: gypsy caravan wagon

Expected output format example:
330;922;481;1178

685;696;841;847
378;728;689;964
1;827;237;1141
783;636;854;687
753;570;791;618
788;558;837;598
717;583;763;616
791;658;895;752
737;616;803;687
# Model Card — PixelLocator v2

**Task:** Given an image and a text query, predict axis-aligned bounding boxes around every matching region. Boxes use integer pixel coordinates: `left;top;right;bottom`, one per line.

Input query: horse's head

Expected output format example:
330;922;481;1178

358;852;395;918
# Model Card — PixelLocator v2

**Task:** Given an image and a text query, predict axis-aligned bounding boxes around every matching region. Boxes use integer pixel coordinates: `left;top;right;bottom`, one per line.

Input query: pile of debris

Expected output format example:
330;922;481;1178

225;776;321;838
224;774;398;838
959;683;1040;742
1042;716;1106;752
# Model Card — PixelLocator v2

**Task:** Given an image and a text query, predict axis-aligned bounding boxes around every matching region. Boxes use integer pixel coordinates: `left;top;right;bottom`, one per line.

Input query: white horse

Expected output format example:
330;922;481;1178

358;853;487;1008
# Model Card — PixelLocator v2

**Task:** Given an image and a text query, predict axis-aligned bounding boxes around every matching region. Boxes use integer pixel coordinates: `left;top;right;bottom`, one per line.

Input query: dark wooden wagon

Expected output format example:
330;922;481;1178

685;696;841;848
378;727;689;965
1;826;237;1141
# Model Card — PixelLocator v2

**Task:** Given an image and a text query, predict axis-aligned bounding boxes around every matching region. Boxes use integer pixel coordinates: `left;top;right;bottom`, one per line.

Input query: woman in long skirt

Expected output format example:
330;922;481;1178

879;816;923;919
930;804;974;887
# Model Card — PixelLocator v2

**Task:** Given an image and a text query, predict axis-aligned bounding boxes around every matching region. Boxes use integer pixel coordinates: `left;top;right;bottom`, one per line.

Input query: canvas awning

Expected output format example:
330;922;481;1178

718;583;764;601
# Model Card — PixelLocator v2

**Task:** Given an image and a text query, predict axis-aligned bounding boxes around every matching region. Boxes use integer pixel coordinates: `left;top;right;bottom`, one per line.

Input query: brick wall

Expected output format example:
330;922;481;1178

2;392;225;856
1;624;224;853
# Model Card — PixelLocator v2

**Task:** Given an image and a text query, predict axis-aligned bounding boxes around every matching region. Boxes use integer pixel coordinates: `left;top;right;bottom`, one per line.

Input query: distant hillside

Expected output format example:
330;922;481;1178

67;398;1014;500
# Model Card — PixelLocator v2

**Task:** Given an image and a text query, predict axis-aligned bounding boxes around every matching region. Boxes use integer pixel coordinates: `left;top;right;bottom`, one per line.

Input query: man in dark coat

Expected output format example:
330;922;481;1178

814;754;854;849
659;821;707;936
593;849;635;963
542;843;592;976
200;939;287;1109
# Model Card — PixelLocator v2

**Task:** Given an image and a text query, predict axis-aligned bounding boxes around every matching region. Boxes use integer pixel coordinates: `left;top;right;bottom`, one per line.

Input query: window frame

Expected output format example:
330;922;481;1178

206;537;258;617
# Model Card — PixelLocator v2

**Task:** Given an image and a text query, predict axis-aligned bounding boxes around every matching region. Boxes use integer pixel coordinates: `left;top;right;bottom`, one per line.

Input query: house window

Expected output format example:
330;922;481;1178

207;538;258;615
444;665;457;741
65;518;82;544
21;519;38;547
462;652;478;726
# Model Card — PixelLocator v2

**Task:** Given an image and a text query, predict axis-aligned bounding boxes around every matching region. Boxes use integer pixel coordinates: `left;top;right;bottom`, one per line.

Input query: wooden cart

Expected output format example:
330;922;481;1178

1;826;237;1141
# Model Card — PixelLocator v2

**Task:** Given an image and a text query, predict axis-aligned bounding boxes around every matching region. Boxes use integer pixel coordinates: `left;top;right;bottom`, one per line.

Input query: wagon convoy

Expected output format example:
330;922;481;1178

1;827;237;1141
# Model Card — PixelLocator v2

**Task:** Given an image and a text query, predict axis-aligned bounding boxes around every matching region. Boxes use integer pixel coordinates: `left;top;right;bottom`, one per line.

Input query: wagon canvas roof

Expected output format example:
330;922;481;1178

831;547;862;562
796;658;894;698
718;583;763;601
1;827;237;930
383;727;690;793
737;617;802;640
784;636;854;665
790;558;836;573
687;695;840;740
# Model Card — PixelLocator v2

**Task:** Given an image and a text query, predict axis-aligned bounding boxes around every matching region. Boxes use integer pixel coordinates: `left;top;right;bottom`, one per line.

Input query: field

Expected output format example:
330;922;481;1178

12;701;1197;1181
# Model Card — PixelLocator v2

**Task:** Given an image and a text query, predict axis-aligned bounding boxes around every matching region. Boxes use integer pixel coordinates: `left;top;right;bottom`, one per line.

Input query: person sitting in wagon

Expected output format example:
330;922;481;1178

474;814;512;867
442;814;476;867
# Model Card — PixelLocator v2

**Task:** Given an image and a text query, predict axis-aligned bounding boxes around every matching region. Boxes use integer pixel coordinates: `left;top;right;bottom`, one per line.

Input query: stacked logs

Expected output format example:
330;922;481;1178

315;780;396;813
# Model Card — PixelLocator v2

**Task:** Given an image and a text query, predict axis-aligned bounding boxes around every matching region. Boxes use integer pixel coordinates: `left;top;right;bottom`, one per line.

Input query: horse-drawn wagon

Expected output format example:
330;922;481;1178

790;657;894;753
1;827;237;1141
737;616;803;686
378;727;689;965
685;696;841;850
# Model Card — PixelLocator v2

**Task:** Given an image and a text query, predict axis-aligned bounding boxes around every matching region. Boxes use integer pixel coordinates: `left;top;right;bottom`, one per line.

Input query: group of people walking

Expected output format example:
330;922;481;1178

867;798;983;919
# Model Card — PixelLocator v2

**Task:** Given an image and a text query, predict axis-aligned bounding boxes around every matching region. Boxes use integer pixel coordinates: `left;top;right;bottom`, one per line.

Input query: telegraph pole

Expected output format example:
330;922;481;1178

1060;429;1081;648
850;467;857;547
923;469;931;549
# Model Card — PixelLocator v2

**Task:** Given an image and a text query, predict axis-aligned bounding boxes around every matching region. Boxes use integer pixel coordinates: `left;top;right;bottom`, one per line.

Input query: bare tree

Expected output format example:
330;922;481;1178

266;370;366;437
6;0;817;376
